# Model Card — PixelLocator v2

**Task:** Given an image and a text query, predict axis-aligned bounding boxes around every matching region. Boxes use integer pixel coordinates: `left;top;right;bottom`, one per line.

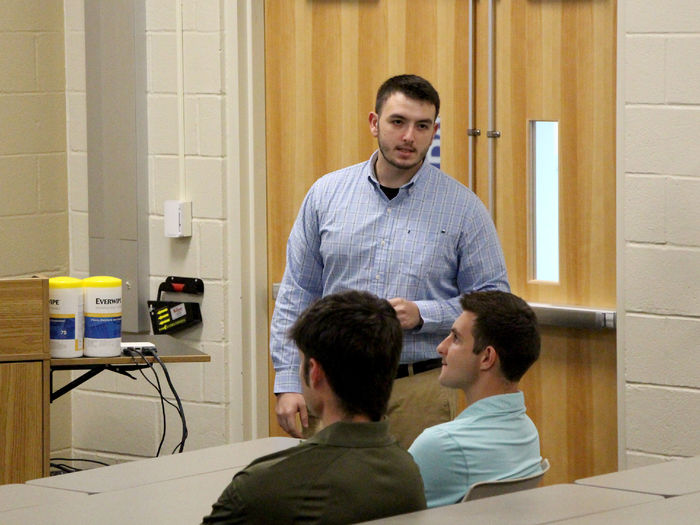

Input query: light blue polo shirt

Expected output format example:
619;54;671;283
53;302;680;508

408;392;542;507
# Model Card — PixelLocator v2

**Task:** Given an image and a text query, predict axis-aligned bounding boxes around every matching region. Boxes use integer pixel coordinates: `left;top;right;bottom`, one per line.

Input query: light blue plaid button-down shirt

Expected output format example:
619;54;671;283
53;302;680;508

272;151;509;393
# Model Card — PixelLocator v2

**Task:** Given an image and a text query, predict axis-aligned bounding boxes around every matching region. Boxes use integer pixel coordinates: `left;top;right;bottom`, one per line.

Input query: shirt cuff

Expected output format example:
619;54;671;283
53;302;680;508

273;368;303;394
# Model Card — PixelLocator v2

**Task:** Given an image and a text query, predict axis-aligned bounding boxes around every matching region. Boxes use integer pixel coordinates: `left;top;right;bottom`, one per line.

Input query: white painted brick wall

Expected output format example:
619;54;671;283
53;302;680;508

622;0;700;464
624;245;700;316
625;36;665;104
625;385;700;457
623;174;665;243
625;107;700;176
72;391;163;456
186;157;224;218
625;314;700;387
666;37;700;104
626;0;700;33
666;177;700;245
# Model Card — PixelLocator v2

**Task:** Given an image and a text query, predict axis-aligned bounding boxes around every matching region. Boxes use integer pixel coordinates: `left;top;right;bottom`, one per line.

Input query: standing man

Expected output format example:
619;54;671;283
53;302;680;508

409;291;543;507
203;291;426;524
272;74;509;448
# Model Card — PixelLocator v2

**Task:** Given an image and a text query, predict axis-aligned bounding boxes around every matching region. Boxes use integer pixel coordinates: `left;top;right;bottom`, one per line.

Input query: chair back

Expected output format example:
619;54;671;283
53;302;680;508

461;458;550;502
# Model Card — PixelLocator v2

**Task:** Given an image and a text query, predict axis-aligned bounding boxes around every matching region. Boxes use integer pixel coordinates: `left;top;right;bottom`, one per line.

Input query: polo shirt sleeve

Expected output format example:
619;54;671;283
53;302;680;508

408;426;469;508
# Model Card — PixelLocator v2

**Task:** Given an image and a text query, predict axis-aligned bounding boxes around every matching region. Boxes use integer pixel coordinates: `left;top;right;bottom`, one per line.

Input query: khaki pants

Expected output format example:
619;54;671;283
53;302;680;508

387;367;458;449
302;367;457;448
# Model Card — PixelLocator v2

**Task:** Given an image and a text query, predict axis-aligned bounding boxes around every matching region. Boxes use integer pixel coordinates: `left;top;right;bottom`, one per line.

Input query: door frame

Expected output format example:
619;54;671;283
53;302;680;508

223;0;269;440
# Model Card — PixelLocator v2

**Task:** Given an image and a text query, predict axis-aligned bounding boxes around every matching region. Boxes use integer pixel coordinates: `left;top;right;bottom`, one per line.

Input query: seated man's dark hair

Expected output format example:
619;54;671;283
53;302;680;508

290;290;403;421
375;74;440;118
460;291;540;382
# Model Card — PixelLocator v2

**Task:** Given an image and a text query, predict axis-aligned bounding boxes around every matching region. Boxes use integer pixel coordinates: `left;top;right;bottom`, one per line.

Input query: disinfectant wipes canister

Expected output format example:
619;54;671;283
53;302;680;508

83;276;122;357
49;276;84;358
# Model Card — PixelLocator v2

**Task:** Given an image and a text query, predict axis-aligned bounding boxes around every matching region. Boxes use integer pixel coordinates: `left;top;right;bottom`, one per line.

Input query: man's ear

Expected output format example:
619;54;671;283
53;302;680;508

308;358;325;388
480;346;498;371
369;112;379;137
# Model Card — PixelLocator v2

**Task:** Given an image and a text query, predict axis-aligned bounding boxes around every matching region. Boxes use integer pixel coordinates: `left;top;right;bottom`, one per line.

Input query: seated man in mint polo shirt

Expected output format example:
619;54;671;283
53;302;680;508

409;291;543;507
203;290;426;524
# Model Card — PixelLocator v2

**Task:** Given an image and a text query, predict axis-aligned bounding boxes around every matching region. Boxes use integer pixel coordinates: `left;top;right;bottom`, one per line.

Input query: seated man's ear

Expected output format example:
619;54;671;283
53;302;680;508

308;358;326;387
479;346;498;371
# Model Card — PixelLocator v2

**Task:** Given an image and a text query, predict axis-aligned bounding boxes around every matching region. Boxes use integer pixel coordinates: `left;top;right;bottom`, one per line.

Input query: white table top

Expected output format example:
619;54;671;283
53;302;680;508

1;468;238;524
575;455;700;497
0;484;87;512
360;484;662;524
552;490;700;524
26;436;299;494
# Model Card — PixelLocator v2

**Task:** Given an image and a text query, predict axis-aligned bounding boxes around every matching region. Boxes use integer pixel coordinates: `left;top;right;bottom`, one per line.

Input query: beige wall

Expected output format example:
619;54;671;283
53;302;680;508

0;1;68;278
619;0;700;468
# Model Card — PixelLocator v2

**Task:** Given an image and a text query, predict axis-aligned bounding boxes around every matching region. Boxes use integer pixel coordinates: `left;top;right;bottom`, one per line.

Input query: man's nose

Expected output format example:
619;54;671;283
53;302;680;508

437;336;448;356
402;125;415;143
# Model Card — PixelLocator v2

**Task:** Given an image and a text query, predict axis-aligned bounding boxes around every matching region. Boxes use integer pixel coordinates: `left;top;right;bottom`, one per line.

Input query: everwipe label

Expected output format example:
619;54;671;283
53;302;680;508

83;276;122;357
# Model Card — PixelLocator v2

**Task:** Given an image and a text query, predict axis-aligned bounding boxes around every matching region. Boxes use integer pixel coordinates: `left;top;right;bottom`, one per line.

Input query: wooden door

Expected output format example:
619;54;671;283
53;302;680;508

264;0;617;483
472;0;618;483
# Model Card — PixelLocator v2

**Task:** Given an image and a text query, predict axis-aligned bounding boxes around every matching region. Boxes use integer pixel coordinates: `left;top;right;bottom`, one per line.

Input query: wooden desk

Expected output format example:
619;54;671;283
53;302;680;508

27;436;300;494
0;484;87;512
553;491;700;524
0;278;50;484
50;333;210;401
360;484;661;524
2;468;238;524
575;455;700;497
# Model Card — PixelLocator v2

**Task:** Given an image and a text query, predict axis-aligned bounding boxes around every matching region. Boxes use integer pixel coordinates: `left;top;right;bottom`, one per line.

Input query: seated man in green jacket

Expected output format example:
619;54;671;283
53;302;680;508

202;290;427;524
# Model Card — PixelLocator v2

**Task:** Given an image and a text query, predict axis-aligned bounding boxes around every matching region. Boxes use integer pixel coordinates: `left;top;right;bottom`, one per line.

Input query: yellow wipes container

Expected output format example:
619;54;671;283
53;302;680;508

49;277;84;358
83;276;122;357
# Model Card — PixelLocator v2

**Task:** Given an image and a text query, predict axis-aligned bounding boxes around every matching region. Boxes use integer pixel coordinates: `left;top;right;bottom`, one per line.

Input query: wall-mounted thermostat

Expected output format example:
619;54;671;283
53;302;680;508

164;200;192;238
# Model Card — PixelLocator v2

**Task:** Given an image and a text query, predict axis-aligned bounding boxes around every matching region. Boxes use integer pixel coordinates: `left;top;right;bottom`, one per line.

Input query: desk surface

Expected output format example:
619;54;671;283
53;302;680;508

575;455;700;497
27;436;300;494
0;484;87;512
553;491;700;524
51;333;210;367
1;468;238;524
360;484;661;525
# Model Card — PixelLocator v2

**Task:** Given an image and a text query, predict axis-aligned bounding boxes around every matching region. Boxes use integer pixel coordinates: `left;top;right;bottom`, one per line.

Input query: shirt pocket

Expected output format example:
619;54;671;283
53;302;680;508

398;227;458;285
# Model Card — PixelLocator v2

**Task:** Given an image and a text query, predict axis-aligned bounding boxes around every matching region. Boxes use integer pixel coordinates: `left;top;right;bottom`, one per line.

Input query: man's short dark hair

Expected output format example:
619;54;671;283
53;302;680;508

460;291;540;382
290;290;403;421
375;74;440;119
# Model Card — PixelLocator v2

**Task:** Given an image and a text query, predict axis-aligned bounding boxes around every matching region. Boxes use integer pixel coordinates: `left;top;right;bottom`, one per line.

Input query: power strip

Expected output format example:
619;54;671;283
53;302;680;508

121;342;157;355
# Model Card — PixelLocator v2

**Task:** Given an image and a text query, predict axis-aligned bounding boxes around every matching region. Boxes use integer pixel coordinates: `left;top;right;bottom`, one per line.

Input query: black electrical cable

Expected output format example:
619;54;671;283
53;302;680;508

126;348;188;454
128;349;170;456
151;351;188;453
50;457;109;467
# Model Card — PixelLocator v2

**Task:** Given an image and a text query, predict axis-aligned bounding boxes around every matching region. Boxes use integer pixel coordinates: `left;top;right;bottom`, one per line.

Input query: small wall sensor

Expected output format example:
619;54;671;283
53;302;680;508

164;200;192;238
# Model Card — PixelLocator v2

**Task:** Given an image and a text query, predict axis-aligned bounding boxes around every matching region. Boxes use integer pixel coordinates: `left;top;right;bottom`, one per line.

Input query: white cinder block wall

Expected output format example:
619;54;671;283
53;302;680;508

621;0;700;468
63;0;265;463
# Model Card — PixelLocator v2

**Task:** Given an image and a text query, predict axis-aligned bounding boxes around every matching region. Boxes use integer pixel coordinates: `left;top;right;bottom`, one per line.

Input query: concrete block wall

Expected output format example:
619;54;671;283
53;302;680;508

0;1;68;278
64;0;236;464
622;0;700;468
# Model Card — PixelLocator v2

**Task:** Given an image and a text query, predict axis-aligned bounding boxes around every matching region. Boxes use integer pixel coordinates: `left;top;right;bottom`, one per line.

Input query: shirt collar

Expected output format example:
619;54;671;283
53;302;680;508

306;419;396;448
457;391;526;419
365;150;430;191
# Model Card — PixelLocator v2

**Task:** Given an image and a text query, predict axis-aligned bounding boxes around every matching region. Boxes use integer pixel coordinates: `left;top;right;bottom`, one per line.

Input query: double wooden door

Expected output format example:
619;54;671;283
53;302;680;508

264;0;617;483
